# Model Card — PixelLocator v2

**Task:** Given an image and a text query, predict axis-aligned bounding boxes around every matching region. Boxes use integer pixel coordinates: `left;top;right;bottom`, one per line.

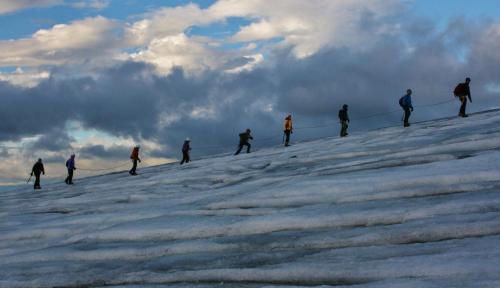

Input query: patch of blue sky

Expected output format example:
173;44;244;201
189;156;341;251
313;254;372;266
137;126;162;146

411;0;500;29
65;121;119;144
187;17;252;39
0;0;217;40
0;4;103;40
0;67;18;73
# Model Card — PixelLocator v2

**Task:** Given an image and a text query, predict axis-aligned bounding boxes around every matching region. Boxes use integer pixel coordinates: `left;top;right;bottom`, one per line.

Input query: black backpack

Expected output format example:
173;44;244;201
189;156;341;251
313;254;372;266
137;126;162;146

399;96;406;108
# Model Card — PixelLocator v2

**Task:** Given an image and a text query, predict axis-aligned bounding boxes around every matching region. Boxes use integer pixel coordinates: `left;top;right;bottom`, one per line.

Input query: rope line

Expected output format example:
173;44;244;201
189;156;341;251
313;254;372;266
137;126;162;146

76;161;131;172
0;97;464;181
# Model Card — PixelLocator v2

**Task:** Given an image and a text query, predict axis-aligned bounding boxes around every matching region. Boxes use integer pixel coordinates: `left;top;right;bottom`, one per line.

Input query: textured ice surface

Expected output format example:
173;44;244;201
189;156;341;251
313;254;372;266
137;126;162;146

1;110;500;287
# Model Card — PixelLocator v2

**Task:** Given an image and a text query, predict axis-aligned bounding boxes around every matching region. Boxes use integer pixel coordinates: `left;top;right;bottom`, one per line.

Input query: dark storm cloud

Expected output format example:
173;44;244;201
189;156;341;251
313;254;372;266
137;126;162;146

79;144;131;159
0;19;499;161
28;129;75;152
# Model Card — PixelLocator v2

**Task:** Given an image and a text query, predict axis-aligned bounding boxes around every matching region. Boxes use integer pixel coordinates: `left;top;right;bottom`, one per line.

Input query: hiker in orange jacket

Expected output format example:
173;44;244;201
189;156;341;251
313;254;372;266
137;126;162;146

129;146;141;175
283;115;293;146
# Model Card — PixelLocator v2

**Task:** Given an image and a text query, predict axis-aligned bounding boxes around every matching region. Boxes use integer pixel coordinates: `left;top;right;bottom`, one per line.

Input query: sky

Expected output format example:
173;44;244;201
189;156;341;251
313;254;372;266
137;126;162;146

0;0;499;184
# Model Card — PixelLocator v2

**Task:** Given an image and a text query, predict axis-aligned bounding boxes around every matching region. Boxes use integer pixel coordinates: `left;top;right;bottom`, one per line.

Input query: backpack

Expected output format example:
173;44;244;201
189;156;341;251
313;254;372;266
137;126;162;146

399;96;406;108
454;83;466;97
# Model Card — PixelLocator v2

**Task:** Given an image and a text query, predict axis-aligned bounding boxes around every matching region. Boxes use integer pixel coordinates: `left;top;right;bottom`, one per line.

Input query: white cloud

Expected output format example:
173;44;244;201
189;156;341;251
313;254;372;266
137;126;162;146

0;0;407;76
212;0;405;58
0;16;120;67
125;0;405;74
225;54;264;73
0;68;50;88
129;34;221;74
125;3;217;46
0;0;62;14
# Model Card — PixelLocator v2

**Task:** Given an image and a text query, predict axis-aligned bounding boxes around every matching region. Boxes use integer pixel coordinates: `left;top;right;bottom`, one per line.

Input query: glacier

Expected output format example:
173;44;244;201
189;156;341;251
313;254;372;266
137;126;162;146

1;110;500;288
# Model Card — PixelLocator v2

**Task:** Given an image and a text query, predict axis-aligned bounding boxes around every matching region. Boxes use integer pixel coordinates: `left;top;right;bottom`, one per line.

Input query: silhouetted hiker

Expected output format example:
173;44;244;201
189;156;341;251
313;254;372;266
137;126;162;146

235;129;253;155
399;89;414;127
180;138;191;165
65;154;76;185
31;158;45;190
283;115;293;146
129;146;141;175
338;104;350;137
454;77;472;117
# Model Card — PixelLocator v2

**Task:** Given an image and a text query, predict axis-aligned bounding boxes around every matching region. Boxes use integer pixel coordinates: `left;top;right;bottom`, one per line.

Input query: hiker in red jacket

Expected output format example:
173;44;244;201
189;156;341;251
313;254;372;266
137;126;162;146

454;77;472;117
129;146;141;175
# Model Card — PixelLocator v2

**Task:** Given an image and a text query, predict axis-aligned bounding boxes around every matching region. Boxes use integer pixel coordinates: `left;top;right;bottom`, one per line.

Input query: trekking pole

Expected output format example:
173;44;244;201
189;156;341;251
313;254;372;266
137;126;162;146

282;132;285;144
26;174;32;184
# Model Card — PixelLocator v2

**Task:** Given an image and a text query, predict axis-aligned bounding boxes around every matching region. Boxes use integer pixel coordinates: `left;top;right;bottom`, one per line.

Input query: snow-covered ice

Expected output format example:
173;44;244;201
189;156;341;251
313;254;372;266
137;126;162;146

1;110;500;288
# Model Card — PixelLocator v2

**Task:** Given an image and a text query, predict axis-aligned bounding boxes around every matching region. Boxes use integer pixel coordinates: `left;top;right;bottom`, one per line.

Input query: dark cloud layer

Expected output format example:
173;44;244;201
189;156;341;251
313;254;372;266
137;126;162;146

79;144;131;160
0;19;499;161
28;129;75;152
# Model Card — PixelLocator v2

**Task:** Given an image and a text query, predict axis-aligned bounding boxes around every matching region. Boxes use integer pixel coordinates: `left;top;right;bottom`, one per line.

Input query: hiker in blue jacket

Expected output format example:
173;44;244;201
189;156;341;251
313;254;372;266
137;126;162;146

399;89;414;127
65;154;76;184
180;138;191;165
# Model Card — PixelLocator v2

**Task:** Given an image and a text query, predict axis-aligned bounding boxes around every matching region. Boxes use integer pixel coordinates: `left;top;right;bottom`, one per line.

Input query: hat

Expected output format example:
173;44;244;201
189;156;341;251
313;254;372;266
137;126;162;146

185;138;191;142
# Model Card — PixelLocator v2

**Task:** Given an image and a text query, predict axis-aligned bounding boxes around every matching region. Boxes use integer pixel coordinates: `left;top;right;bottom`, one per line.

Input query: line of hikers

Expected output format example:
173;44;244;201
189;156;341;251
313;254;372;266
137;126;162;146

29;78;472;189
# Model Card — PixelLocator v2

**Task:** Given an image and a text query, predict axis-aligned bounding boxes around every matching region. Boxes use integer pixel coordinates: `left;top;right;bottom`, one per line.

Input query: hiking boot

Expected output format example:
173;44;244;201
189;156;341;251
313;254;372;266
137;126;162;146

404;123;410;127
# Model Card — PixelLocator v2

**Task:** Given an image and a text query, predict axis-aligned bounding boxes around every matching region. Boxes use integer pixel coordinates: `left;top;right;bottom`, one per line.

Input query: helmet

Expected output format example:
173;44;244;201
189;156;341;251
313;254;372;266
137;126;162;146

186;137;191;142
343;104;348;109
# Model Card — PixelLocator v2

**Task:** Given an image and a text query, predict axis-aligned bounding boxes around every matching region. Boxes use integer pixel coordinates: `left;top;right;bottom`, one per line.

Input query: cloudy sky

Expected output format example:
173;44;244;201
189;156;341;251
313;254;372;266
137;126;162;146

0;0;499;184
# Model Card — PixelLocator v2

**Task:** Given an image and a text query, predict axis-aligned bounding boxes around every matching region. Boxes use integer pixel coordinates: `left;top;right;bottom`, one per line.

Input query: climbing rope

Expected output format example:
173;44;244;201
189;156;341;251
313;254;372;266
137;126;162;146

0;97;471;181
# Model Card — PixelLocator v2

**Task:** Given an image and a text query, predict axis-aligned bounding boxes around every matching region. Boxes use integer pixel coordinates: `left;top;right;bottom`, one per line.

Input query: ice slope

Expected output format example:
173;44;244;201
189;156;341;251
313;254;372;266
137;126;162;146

1;110;500;288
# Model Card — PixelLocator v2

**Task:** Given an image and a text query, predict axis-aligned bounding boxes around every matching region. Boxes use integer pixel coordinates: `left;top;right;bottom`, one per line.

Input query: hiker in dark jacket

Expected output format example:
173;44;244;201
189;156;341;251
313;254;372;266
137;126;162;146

180;138;191;165
399;89;414;127
31;158;45;190
454;77;472;117
338;104;349;137
65;154;76;185
235;129;253;155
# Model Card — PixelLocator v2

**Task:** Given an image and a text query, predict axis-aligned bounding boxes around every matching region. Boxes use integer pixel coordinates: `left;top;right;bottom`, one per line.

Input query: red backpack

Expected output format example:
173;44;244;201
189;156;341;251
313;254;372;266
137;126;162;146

454;83;466;97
